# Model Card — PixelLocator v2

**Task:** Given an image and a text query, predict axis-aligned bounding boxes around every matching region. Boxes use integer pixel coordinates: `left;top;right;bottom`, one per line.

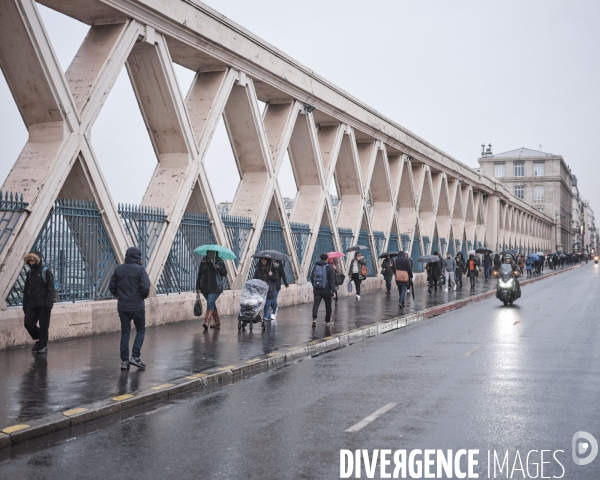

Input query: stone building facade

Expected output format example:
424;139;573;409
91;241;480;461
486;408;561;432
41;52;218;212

478;148;573;252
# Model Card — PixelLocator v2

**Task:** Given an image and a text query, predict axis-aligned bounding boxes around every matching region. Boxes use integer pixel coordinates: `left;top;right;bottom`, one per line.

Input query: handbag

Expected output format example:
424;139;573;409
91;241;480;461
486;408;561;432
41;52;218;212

193;293;203;316
335;273;345;285
347;281;353;293
395;269;409;283
360;264;368;278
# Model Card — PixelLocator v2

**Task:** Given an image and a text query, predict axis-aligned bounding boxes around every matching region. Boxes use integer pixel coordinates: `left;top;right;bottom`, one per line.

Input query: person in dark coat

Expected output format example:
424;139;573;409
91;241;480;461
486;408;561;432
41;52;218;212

348;251;367;300
394;251;413;308
381;255;395;295
270;260;289;321
426;254;442;294
466;254;478;290
22;251;55;354
483;252;493;280
493;253;501;273
310;253;335;327
455;253;465;288
253;257;278;323
196;250;228;330
109;247;151;370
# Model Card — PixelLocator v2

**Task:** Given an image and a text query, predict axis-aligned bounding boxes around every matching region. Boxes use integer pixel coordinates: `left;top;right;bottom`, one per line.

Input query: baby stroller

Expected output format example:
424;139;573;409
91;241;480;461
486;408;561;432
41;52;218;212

238;279;269;332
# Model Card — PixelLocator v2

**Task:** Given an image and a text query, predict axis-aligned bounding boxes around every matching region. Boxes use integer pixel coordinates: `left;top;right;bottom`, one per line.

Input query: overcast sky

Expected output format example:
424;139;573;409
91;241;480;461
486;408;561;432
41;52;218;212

1;0;599;214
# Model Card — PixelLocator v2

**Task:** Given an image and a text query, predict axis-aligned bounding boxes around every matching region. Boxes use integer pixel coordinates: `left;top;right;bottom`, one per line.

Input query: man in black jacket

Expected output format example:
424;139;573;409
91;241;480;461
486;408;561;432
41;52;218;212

310;253;335;327
109;247;151;370
22;251;55;354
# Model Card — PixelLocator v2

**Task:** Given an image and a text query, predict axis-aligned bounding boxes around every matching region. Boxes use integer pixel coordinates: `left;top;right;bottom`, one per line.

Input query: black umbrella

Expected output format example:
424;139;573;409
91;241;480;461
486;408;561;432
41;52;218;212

346;245;368;252
417;255;440;263
252;250;291;262
475;248;493;254
378;251;398;259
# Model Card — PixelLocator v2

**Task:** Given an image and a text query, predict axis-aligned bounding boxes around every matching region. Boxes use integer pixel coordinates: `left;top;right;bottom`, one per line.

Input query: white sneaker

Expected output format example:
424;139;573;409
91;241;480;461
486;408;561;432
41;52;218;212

453;284;456;291
356;295;361;301
271;313;277;320
444;288;448;292
312;319;317;328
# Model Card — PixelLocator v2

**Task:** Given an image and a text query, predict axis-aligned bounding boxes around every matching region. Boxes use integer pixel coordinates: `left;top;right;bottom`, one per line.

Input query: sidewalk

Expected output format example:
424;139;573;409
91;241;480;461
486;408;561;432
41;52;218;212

0;275;498;425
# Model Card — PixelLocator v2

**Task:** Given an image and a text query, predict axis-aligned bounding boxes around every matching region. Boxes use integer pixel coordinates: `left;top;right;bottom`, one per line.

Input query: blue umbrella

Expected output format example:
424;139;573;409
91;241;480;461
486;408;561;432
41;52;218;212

193;244;237;260
527;254;540;261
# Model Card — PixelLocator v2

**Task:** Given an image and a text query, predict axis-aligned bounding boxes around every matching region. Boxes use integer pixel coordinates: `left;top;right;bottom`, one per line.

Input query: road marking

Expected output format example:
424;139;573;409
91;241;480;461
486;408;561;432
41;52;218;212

112;394;134;401
217;365;236;371
465;345;482;356
2;424;30;434
150;383;174;390
185;373;208;380
63;408;87;417
345;403;397;433
246;358;262;363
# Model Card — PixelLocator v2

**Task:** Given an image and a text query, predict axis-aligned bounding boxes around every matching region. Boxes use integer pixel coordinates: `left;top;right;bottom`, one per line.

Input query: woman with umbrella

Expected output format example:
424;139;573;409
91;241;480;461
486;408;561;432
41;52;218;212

380;252;396;295
347;249;367;300
196;247;229;331
327;252;345;306
253;256;279;323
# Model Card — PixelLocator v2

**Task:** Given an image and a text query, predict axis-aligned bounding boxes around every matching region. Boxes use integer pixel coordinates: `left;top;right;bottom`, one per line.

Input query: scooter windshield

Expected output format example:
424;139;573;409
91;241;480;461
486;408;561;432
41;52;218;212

498;264;513;281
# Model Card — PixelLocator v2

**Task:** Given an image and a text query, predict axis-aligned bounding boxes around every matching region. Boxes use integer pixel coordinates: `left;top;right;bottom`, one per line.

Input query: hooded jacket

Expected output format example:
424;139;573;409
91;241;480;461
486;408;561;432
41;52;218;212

196;254;227;295
22;252;55;310
109;247;150;311
311;260;335;295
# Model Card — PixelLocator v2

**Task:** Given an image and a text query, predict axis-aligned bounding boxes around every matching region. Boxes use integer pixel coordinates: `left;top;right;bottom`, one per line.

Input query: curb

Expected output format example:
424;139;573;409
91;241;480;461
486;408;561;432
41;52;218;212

0;264;581;449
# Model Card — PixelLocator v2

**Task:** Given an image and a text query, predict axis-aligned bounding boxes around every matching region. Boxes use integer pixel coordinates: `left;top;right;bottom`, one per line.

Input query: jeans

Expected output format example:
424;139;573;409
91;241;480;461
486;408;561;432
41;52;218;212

264;298;274;320
24;306;52;349
445;271;455;287
203;292;221;310
119;310;146;361
397;284;407;304
271;289;280;314
351;273;362;295
312;291;332;322
484;266;491;279
385;277;392;293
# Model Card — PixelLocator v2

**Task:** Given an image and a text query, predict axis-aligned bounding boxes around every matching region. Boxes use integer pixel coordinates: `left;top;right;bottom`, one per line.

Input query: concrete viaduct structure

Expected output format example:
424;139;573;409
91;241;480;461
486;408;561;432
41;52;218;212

0;0;554;348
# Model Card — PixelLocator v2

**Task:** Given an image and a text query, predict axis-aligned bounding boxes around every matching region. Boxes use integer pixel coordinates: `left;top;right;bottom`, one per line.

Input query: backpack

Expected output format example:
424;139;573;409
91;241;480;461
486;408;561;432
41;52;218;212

41;266;59;303
312;264;329;289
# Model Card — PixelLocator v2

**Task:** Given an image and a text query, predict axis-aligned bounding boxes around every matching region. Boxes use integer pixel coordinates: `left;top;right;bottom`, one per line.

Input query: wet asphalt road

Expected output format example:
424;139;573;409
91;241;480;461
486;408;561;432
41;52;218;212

1;264;599;479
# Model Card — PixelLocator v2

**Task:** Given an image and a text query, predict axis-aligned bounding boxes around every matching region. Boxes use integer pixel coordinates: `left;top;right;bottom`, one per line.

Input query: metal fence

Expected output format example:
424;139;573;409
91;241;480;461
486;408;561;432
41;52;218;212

247;220;295;283
373;231;385;258
156;212;218;294
388;233;399;253
6;199;119;305
401;234;410;252
337;227;353;254
357;230;376;277
118;204;166;266
423;235;430;256
290;222;311;266
221;214;253;267
412;235;423;272
0;190;28;256
307;226;336;281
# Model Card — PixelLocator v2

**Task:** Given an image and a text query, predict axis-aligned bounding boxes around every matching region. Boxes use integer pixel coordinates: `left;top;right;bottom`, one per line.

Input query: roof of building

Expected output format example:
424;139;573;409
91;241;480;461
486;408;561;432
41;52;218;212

488;147;557;159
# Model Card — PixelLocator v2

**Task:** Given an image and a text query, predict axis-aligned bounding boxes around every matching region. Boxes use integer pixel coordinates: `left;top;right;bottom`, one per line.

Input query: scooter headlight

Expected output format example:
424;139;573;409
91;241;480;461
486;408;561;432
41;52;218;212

498;278;514;289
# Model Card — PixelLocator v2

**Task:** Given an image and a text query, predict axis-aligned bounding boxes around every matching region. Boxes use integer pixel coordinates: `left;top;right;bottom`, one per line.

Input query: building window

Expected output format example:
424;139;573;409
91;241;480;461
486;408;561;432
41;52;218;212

514;162;524;177
514;185;524;199
535;207;544;213
494;163;505;177
534;162;545;176
533;185;544;202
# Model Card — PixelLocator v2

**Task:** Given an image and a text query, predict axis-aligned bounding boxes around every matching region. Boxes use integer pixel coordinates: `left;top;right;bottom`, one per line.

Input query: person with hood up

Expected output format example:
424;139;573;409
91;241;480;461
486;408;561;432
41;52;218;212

196;250;228;330
22;251;56;354
380;254;395;295
311;253;336;327
426;252;442;295
109;247;151;370
253;257;279;323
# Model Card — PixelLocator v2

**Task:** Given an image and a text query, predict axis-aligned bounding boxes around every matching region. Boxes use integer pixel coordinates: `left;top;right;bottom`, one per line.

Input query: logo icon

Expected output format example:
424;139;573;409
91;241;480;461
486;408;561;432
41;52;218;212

572;432;598;466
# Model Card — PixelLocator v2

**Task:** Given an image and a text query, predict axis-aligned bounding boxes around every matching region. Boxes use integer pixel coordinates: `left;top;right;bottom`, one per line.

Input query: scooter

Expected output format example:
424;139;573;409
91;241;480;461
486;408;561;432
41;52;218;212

494;264;521;306
594;255;598;265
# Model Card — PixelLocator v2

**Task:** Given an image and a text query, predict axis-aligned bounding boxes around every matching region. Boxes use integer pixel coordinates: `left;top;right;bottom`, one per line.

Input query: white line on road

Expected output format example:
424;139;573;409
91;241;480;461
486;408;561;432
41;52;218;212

465;345;482;356
345;403;397;432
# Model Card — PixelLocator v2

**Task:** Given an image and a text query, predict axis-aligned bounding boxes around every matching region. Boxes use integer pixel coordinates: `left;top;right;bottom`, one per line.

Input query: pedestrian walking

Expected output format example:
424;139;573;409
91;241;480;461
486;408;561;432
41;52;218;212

443;252;457;291
426;254;442;294
525;257;532;277
311;253;335;327
518;255;525;275
381;255;395;295
455;253;465;288
22;252;56;354
109;247;151;370
394;252;413;308
328;256;343;305
253;257;278;324
466;254;478;290
270;259;288;320
483;252;492;280
196;250;228;330
348;252;367;300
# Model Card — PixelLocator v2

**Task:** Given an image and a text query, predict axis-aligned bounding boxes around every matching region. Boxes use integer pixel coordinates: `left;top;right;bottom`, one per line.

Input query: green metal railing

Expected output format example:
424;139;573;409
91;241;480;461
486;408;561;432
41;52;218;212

357;230;375;277
388;233;399;253
221;214;253;267
373;231;385;258
338;228;353;254
6;199;119;306
0;190;28;256
118;204;166;266
290;222;310;266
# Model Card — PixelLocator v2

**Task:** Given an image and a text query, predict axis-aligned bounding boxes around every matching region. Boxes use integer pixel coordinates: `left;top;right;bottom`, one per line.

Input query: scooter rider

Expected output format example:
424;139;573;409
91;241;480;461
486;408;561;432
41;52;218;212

503;254;521;297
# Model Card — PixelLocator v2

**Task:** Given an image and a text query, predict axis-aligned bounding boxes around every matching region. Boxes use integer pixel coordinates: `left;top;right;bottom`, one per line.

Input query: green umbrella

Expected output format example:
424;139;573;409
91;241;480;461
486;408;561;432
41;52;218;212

193;244;237;260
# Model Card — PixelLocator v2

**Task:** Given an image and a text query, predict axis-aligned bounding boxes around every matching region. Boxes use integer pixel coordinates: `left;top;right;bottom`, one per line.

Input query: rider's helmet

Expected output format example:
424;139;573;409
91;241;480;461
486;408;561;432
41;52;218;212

504;255;512;263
